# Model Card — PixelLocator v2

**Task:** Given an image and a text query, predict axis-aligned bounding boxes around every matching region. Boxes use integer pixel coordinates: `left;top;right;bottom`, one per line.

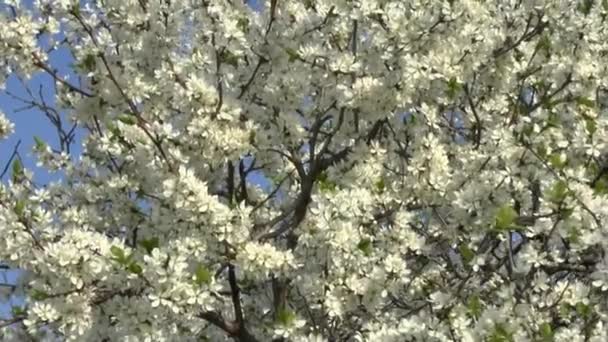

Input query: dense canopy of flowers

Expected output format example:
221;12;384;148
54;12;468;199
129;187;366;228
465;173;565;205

1;0;608;341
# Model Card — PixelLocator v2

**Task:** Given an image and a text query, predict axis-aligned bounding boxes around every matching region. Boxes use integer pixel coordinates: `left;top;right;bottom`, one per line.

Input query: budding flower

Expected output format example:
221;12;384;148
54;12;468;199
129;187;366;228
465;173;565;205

0;110;14;140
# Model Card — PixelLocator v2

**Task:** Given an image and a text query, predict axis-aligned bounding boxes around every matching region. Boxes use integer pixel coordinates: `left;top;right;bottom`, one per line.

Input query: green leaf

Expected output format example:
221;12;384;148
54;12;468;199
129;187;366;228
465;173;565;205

14;200;26;218
317;172;337;193
575;302;592;318
33;136;46;150
541;98;556;110
558;207;574;220
495;205;518;230
567;226;581;244
593;175;608;195
539;322;554;342
127;262;143;274
194;264;212;286
276;308;295;326
534;80;547;93
537;35;552;54
30;289;49;301
548;153;566;169
110;245;125;259
577;0;594;15
81;54;96;71
318;180;336;192
285;48;299;62
106;122;121;137
70;3;80;16
357;238;372;256
488;323;514;342
237;18;249;33
584;117;597;135
117;114;137;125
248;130;256;145
11;306;25;316
12;159;23;182
459;244;475;264
575;96;595;108
546;113;560;129
375;178;386;193
467;294;483;319
110;245;130;265
446;77;461;99
546;180;569;204
521;124;534;137
220;50;239;67
139;237;159;254
536;143;547;157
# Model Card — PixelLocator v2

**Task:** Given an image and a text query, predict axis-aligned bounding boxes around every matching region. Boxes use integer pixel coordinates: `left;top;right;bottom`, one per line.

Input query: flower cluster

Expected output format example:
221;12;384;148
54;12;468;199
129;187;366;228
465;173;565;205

1;0;608;341
0;109;13;139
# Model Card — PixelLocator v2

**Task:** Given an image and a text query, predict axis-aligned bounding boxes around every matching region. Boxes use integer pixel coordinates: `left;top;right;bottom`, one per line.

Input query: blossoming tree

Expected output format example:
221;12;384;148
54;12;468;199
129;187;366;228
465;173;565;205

1;0;608;340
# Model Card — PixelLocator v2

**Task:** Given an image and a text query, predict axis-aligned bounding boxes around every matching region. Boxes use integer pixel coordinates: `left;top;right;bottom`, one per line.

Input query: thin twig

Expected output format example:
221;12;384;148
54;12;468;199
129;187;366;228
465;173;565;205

0;140;21;180
0;316;25;329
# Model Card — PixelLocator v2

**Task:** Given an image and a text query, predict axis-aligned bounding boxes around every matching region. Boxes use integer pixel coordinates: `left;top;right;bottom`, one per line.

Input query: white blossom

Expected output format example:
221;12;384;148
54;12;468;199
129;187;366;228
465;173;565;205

0;0;608;340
